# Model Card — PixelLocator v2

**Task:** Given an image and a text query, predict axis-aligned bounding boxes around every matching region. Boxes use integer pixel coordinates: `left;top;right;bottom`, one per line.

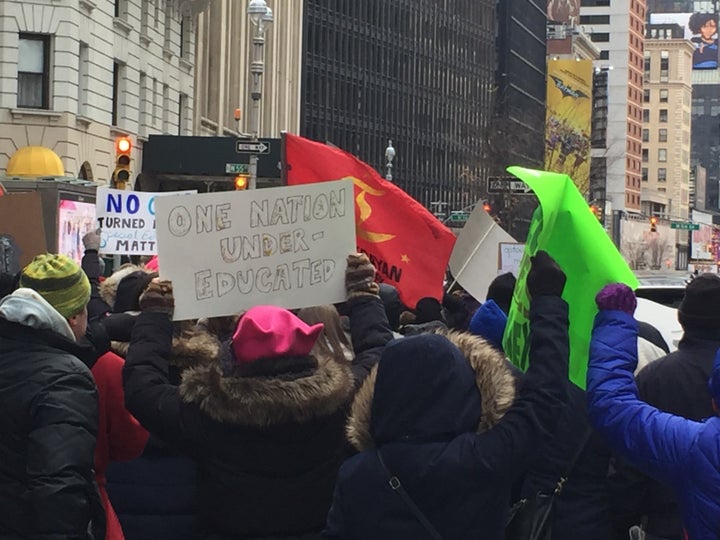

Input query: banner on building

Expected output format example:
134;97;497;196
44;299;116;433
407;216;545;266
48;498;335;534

544;58;593;196
154;179;356;321
547;0;580;25
650;12;718;70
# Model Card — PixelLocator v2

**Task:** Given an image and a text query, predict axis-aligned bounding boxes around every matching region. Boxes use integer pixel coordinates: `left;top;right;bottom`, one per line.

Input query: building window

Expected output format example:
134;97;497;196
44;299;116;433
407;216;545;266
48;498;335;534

162;84;170;133
643;109;650;122
17;34;50;109
178;93;188;135
599;50;610;60
643;89;650;102
659;89;668;103
642;148;649;162
659;109;668;122
642;128;649;142
180;16;192;59
658;148;667;162
591;33;610;42
77;42;89;116
112;62;120;125
642;167;648;181
658;168;667;182
139;72;148;136
580;15;611;24
659;128;667;142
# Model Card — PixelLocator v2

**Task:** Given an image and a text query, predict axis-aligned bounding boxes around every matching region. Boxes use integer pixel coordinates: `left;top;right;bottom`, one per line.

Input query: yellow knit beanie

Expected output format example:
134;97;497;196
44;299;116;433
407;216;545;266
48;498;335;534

19;254;91;319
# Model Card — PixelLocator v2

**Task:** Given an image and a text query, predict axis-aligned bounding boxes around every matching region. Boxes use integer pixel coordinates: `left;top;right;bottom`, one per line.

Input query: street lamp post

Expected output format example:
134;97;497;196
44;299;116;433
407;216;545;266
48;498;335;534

247;0;273;189
384;140;395;182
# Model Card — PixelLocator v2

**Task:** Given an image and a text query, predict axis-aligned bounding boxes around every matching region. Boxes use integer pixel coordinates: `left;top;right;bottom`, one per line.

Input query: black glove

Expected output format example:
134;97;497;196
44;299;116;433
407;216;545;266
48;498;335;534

527;250;566;298
101;312;138;342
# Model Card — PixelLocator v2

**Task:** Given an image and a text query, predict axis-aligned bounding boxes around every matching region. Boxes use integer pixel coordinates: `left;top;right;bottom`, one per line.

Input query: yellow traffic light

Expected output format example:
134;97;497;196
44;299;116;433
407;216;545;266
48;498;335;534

113;136;132;190
650;216;658;233
234;174;249;190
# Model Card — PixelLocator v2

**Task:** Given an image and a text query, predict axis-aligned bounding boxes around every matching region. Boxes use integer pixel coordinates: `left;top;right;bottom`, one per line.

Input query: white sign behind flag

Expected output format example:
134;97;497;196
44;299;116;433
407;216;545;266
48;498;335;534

155;179;356;320
448;203;518;302
96;187;195;255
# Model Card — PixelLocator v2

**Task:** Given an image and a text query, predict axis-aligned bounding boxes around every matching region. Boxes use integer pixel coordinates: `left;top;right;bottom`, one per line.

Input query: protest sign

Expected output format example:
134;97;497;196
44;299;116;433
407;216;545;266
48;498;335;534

155;179;356;320
502;167;638;388
499;242;526;275
95;187;194;255
448;202;517;301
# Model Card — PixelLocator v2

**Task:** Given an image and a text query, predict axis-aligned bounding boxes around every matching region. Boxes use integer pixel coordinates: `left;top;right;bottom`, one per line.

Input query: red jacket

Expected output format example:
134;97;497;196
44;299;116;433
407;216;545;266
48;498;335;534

92;351;149;540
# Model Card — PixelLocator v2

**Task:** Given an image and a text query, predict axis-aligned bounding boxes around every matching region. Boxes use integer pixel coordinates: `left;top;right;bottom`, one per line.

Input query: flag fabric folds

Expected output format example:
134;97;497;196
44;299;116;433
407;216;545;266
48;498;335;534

285;133;456;309
502;166;638;388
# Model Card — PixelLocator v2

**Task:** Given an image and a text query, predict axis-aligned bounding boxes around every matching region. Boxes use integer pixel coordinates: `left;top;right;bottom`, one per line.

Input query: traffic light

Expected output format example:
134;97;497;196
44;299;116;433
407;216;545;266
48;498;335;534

113;136;132;190
234;174;249;190
650;216;658;233
482;201;492;212
589;204;602;221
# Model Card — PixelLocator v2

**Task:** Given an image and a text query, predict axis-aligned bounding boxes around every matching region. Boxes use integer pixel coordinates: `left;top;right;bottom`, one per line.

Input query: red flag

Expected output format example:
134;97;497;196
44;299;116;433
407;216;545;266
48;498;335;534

285;133;456;309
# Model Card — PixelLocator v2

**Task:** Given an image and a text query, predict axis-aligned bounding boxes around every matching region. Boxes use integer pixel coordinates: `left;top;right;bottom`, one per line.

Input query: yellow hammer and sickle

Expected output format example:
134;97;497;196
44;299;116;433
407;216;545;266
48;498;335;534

348;177;396;244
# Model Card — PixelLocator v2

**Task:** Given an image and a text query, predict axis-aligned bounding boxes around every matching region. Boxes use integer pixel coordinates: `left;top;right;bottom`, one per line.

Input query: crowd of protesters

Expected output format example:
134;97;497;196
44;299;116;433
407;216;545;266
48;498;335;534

2;228;720;540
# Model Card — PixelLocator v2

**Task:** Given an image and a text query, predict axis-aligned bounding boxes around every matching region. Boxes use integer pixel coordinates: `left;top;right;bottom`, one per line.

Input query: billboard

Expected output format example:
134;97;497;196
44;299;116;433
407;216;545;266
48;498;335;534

547;0;580;24
544;59;593;196
650;11;719;69
58;199;96;263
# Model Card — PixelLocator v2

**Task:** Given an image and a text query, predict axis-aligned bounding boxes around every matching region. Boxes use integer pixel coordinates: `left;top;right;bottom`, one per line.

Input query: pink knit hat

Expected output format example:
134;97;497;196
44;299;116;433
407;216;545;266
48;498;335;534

145;256;159;272
231;305;324;365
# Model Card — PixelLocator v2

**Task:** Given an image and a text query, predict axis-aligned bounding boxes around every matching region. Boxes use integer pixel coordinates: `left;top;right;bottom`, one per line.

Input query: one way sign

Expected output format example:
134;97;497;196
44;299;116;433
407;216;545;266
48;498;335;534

236;140;270;154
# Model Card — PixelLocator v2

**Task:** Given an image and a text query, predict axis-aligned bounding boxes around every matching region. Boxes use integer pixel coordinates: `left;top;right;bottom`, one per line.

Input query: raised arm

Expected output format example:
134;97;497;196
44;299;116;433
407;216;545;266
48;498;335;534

587;284;697;485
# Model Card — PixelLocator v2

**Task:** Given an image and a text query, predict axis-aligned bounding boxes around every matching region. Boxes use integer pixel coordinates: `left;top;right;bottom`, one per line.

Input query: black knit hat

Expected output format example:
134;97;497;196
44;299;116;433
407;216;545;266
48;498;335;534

414;297;445;325
487;272;516;315
678;274;720;331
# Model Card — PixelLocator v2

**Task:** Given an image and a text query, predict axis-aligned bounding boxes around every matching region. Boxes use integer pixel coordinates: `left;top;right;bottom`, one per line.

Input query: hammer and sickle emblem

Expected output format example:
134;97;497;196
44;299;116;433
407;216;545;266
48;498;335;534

349;177;396;244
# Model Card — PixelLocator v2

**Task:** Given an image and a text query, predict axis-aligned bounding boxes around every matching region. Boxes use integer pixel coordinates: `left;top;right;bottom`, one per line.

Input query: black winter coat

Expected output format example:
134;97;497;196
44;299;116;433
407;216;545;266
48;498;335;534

0;319;103;539
608;332;720;540
518;382;611;540
123;295;392;540
324;295;568;539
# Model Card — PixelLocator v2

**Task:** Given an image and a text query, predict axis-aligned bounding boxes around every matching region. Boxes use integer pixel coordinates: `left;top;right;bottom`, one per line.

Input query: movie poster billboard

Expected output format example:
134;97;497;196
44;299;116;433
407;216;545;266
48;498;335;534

650;11;718;69
544;59;593;196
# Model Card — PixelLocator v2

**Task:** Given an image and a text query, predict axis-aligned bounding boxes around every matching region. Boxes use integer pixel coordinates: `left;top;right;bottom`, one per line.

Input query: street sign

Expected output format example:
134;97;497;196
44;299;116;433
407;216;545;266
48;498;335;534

487;176;531;194
225;163;249;174
236;140;270;154
670;221;700;230
448;211;470;223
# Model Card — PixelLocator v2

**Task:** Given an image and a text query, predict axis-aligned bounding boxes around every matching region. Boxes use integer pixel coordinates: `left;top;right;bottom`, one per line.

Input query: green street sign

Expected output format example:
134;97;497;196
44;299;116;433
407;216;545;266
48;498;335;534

449;211;470;223
225;163;249;174
670;222;700;230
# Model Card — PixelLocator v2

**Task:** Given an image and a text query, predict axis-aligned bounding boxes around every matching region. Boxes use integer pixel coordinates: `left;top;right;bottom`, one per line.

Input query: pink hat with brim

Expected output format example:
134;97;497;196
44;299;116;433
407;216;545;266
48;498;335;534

231;305;324;365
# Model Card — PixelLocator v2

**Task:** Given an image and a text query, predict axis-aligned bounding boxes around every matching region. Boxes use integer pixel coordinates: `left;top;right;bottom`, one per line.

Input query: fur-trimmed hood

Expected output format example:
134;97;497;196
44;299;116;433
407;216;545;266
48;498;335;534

347;330;516;451
178;346;353;427
99;265;154;311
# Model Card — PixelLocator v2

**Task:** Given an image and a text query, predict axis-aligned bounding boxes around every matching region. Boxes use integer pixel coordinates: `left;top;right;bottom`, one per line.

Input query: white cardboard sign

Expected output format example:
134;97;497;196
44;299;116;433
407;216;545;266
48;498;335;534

96;187;194;255
448;203;517;301
154;179;356;320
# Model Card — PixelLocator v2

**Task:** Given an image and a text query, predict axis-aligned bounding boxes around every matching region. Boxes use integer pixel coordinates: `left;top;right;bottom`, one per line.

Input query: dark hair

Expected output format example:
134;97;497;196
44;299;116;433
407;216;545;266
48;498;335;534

688;12;718;34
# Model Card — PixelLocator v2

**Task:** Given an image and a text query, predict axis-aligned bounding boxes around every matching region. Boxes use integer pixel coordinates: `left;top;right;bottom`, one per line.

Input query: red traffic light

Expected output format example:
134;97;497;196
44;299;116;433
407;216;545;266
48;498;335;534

116;136;131;154
234;174;249;190
650;216;658;225
482;202;491;212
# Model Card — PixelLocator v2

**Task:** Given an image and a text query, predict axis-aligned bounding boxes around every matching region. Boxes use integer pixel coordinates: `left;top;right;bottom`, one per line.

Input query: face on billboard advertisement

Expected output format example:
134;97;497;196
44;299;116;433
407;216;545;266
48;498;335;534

547;0;580;24
650;11;719;69
58;199;96;263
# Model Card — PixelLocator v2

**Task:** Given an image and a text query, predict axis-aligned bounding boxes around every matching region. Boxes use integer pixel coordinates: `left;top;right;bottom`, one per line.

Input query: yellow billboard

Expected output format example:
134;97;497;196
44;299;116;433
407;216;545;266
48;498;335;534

544;59;593;196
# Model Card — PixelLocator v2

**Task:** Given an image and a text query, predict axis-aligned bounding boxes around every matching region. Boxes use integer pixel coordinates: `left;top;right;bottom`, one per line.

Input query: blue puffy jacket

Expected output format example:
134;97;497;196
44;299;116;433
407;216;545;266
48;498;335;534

587;309;720;540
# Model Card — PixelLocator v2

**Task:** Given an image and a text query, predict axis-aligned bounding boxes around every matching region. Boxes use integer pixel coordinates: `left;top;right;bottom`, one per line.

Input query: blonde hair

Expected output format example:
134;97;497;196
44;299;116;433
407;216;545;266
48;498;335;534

296;305;353;363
